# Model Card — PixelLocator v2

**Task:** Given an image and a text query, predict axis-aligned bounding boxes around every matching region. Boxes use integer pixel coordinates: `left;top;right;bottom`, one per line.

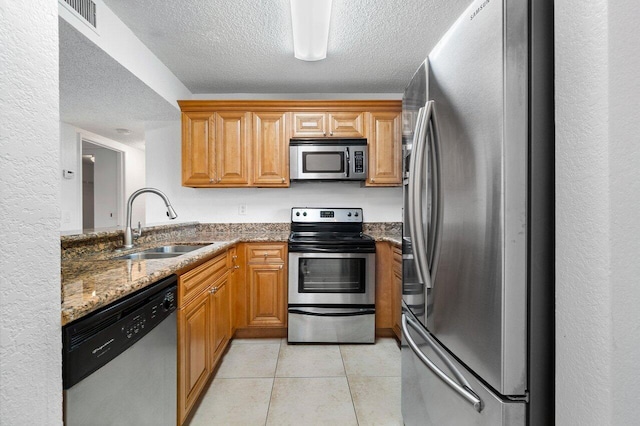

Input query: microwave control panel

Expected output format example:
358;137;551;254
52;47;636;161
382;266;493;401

354;151;364;174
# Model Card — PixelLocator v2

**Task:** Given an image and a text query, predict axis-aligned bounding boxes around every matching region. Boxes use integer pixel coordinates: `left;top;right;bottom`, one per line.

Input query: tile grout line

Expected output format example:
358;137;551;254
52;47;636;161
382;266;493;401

340;344;361;426
263;339;284;426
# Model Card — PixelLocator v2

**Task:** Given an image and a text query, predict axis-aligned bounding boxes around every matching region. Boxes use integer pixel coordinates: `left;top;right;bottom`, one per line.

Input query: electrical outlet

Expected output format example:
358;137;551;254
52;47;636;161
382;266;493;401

238;204;247;215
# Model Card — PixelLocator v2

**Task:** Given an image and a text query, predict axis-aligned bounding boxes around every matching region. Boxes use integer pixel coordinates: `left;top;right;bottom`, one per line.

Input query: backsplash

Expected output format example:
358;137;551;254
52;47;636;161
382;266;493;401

61;221;401;260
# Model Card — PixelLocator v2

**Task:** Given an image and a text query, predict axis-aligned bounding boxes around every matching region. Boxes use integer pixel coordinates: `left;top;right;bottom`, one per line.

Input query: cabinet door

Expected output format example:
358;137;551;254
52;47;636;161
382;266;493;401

215;111;251;186
247;263;287;327
228;246;239;333
292;112;326;137
367;111;402;186
392;246;402;339
178;290;210;423
253;112;289;186
210;274;231;368
328;112;364;137
182;111;215;186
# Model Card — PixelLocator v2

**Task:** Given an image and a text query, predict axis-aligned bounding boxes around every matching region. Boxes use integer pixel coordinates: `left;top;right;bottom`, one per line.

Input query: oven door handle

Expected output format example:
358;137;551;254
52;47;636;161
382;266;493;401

289;246;375;254
288;307;375;317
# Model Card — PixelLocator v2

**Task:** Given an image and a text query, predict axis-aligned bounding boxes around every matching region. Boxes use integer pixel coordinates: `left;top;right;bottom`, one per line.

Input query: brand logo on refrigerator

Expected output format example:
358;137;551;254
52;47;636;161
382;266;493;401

470;0;490;21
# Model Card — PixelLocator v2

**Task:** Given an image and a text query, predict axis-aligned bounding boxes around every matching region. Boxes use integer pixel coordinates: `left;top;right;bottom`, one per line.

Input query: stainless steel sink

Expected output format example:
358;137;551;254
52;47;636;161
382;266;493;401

114;244;209;260
141;245;207;254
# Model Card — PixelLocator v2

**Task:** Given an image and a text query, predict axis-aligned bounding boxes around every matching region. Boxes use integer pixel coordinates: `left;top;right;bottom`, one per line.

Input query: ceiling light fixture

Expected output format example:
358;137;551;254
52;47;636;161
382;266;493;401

290;0;333;61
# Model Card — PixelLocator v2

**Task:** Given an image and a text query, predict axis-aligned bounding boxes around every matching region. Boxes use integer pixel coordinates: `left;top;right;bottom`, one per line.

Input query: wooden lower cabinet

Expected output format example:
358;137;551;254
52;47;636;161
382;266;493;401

210;273;231;367
247;263;286;327
375;241;403;339
178;251;232;424
241;242;288;331
178;289;210;424
392;245;402;340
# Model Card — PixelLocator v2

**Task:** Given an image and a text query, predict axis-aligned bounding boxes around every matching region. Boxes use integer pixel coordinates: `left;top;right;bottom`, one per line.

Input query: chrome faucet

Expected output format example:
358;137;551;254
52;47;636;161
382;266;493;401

123;187;178;249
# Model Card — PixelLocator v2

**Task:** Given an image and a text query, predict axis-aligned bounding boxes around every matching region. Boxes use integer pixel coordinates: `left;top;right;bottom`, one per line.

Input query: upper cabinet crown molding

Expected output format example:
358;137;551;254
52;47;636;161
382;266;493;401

178;100;401;113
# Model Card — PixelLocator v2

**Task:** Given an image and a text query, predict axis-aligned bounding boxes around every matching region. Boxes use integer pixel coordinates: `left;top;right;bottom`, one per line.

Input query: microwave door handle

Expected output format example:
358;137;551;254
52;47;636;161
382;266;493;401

345;147;350;178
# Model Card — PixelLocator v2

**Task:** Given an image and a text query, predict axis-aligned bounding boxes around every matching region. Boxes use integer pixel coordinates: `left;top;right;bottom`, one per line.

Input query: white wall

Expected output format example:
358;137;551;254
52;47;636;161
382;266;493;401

60;123;146;232
607;1;640;423
0;0;63;423
555;0;640;424
144;121;402;225
58;0;190;108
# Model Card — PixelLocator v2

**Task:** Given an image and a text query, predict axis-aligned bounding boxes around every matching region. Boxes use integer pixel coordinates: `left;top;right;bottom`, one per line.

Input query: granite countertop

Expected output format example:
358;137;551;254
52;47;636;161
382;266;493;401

61;222;401;326
61;231;287;326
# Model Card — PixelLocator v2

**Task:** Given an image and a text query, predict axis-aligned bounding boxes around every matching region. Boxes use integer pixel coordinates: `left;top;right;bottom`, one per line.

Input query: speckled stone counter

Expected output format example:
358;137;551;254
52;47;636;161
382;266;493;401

60;222;400;326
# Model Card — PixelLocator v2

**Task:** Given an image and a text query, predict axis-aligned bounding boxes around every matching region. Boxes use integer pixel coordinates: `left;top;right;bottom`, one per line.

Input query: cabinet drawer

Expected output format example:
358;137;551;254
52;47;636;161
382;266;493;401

179;252;228;305
247;244;286;263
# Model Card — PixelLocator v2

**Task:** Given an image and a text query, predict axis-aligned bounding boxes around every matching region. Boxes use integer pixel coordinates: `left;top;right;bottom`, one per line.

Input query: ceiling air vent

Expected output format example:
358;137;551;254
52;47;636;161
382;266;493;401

62;0;97;28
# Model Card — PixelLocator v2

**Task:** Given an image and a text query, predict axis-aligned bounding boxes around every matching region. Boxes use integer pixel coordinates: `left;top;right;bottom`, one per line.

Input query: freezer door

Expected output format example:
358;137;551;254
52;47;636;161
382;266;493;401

425;0;529;395
402;308;525;426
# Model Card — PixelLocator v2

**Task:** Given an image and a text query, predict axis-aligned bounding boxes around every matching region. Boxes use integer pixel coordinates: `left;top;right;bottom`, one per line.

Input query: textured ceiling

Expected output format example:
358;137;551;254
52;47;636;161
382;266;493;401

60;0;472;147
102;0;472;93
59;18;179;148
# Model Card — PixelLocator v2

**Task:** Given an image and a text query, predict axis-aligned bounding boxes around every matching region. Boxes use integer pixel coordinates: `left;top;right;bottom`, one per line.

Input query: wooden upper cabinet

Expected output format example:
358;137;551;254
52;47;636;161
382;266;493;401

182;112;215;186
182;111;250;187
252;112;289;187
292;112;364;138
179;100;402;188
214;112;251;186
328;112;365;138
367;111;402;186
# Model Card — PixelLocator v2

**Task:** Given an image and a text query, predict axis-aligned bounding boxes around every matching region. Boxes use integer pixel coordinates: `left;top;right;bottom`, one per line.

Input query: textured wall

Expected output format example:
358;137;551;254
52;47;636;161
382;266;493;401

144;121;402;225
608;0;640;423
0;0;63;424
556;0;640;424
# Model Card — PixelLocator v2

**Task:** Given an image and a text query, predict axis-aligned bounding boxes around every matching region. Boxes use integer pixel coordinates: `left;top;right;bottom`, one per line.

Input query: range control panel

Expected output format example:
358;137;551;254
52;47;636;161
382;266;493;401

291;207;363;223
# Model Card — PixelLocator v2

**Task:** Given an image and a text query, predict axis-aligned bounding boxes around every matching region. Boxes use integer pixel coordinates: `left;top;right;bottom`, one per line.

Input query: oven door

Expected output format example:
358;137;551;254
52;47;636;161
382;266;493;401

288;252;375;305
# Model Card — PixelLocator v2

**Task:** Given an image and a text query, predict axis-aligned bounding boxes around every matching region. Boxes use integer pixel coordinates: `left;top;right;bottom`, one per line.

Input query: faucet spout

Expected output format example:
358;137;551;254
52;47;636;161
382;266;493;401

123;187;178;249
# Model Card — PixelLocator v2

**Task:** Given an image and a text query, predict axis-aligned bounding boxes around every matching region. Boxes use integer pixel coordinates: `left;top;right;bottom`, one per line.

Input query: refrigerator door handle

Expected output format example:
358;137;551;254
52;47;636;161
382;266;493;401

408;105;430;287
409;102;433;288
427;101;443;281
402;313;483;412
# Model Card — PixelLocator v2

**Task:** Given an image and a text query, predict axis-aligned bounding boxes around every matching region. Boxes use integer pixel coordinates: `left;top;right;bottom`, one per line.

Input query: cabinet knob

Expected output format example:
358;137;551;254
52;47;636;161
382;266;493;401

330;131;334;136
232;255;238;260
264;253;268;259
210;286;218;294
209;178;214;183
234;265;240;269
279;265;283;270
371;178;375;183
217;178;222;183
281;177;285;183
323;132;326;137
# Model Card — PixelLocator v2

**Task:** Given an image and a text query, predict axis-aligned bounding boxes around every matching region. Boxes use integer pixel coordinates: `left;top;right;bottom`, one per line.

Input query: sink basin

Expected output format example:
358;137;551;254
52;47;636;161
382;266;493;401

115;252;184;260
114;244;209;260
141;245;208;254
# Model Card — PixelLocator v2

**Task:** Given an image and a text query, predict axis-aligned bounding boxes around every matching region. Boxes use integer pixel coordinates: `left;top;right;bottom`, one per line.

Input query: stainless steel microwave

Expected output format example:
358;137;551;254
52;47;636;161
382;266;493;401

289;139;368;181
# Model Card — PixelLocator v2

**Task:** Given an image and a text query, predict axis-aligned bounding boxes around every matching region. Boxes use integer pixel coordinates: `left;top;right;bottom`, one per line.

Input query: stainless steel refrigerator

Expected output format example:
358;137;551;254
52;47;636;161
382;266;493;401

401;0;554;424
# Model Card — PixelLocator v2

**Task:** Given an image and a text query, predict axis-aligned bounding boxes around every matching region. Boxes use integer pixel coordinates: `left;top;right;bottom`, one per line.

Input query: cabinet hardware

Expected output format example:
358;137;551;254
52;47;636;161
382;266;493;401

279;265;283;270
234;265;240;269
330;131;334;136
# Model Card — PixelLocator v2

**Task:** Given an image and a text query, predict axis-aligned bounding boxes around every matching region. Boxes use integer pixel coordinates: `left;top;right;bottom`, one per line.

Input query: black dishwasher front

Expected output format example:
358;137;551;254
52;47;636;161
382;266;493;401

63;274;177;425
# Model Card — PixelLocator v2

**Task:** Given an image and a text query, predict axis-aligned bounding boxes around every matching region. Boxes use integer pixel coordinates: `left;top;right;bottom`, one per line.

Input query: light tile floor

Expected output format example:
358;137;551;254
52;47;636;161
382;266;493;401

189;337;403;426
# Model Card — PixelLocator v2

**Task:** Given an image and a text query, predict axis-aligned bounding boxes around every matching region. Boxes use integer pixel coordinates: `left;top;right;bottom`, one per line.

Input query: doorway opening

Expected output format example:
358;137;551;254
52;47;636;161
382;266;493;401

81;140;124;231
